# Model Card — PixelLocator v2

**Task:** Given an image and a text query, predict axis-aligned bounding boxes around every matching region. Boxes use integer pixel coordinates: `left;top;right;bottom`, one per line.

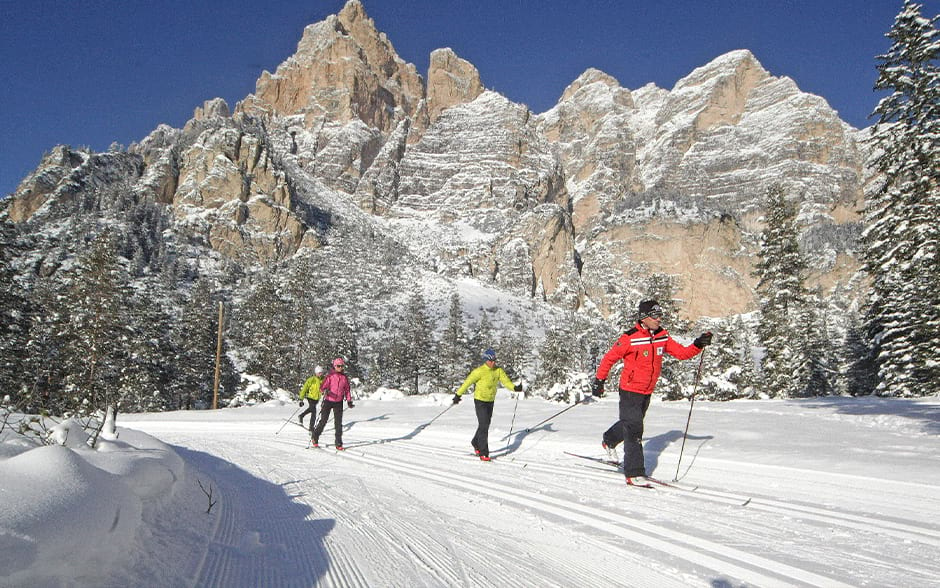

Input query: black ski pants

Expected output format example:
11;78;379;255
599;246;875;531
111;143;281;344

299;399;318;430
312;400;344;446
471;399;495;457
602;389;652;477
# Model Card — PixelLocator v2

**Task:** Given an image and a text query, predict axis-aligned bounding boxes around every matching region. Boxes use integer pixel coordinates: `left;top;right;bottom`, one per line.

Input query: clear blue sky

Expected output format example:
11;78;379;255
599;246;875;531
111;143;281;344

1;0;933;197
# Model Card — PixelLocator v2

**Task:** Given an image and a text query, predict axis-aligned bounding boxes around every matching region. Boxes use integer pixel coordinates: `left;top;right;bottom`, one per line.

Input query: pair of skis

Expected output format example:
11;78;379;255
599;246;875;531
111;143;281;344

563;451;681;490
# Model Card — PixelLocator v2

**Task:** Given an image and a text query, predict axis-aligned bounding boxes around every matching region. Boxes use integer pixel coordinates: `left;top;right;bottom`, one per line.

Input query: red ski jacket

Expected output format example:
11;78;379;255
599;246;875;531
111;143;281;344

595;324;702;395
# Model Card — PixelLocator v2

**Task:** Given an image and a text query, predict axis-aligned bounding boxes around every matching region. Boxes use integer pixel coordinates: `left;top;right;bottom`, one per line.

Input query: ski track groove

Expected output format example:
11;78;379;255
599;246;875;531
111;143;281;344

379;437;940;548
158;427;938;587
335;442;854;588
349;477;464;586
312;437;685;587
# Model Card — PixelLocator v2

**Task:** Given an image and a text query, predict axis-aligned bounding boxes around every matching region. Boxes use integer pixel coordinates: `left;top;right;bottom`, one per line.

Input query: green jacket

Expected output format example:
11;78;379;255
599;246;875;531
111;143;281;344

299;375;322;401
456;364;516;402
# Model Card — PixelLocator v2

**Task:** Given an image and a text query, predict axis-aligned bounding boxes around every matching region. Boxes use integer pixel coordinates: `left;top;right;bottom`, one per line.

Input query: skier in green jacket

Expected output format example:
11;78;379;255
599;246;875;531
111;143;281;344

453;348;523;461
298;366;323;431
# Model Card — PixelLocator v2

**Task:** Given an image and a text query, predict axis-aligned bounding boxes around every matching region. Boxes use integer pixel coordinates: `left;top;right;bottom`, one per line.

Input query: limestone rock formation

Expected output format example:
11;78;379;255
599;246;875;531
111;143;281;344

426;48;484;124
237;0;423;135
3;0;873;323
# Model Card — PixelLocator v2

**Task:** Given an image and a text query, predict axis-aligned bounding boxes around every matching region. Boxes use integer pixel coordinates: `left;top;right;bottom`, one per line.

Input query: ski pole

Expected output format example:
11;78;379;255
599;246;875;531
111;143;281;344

674;349;707;481
520;398;587;434
276;404;304;436
418;403;455;432
507;392;521;439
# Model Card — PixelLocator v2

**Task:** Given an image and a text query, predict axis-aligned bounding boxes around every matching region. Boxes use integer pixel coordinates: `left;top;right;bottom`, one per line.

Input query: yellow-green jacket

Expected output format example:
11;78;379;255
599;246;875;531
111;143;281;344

456;364;516;402
299;375;322;401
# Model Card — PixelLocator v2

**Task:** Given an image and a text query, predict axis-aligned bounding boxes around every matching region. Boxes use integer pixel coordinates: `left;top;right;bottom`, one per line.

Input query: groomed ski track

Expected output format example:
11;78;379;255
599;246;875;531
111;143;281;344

129;414;940;588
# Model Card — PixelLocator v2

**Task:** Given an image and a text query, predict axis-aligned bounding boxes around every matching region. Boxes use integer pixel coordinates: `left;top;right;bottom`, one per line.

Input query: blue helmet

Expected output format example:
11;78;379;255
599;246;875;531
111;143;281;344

482;348;497;362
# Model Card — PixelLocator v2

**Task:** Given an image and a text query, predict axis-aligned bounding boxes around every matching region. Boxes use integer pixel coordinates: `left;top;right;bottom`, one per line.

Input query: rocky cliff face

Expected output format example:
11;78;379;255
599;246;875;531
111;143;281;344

4;0;871;321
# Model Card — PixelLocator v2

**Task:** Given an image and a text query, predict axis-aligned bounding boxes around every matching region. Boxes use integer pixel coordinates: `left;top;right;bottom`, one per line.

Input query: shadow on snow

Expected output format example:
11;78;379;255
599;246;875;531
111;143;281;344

173;446;336;588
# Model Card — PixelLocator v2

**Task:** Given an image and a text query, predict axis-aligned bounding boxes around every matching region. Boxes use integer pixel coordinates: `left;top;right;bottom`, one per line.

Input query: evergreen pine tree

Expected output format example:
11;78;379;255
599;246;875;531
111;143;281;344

496;313;530;383
753;185;813;398
726;315;760;399
468;309;494;359
282;256;328;391
110;278;174;412
396;292;436;394
841;308;878;396
173;279;224;410
536;326;571;391
698;319;741;401
439;293;470;390
794;290;834;397
59;234;133;413
0;220;31;401
21;277;69;413
231;274;290;386
864;1;940;396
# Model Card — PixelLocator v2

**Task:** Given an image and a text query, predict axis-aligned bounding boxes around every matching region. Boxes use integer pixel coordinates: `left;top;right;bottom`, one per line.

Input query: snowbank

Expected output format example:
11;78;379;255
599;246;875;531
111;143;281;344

0;423;188;586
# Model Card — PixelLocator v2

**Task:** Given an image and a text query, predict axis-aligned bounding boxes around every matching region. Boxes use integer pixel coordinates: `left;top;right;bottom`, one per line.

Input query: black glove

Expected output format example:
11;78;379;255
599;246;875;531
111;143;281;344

591;378;606;397
299;400;304;407
514;383;523;392
693;332;713;348
347;401;354;409
452;394;461;404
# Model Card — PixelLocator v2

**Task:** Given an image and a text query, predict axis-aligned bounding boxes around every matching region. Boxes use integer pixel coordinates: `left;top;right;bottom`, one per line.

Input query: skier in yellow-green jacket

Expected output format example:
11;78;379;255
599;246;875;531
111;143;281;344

298;366;323;431
453;348;523;461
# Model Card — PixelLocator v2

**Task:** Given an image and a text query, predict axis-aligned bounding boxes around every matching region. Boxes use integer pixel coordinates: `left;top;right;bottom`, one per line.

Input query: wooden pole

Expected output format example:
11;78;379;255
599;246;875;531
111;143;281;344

212;301;223;410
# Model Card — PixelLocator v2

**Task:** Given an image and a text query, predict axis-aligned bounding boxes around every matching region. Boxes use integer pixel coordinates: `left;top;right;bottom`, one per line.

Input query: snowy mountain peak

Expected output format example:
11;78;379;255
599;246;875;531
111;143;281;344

3;0;874;324
238;0;423;134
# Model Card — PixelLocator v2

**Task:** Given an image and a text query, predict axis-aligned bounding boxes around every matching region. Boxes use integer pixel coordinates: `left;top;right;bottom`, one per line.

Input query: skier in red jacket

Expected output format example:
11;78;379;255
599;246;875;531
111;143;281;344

591;300;712;487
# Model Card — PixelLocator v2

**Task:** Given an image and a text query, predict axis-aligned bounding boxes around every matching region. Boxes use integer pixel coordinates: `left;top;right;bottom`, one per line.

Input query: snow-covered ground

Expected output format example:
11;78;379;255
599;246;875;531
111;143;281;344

2;393;939;587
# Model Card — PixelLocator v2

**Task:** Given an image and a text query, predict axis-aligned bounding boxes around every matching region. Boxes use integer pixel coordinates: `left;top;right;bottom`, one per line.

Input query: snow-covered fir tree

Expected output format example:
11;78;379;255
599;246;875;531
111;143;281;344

468;309;495;360
795;288;834;396
173;279;226;410
230;274;290;387
391;292;436;394
282;256;330;390
753;185;814;398
0;220;31;401
117;280;176;412
697;316;759;401
536;326;571;393
496;312;531;383
840;306;879;396
59;234;133;413
438;293;471;391
864;0;940;396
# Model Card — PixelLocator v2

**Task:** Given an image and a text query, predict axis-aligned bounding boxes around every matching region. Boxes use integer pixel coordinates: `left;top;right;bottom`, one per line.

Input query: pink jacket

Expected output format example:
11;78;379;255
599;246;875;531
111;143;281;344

320;370;351;403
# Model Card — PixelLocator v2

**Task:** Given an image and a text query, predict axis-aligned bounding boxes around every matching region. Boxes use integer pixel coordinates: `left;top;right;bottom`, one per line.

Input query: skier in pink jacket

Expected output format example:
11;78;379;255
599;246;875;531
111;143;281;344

311;357;354;449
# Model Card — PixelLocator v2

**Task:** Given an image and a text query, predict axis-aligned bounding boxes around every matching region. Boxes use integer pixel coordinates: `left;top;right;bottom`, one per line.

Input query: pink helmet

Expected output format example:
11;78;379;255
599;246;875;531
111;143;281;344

332;357;346;368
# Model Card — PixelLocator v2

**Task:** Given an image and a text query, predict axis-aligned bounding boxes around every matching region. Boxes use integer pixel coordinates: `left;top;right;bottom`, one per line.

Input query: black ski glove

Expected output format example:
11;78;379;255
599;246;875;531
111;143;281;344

347;401;354;409
693;332;713;348
514;383;523;392
591;378;606;397
452;394;461;404
299;400;304;407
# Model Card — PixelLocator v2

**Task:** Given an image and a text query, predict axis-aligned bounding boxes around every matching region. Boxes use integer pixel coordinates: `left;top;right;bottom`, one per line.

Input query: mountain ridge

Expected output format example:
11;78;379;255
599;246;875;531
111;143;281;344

4;0;870;324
